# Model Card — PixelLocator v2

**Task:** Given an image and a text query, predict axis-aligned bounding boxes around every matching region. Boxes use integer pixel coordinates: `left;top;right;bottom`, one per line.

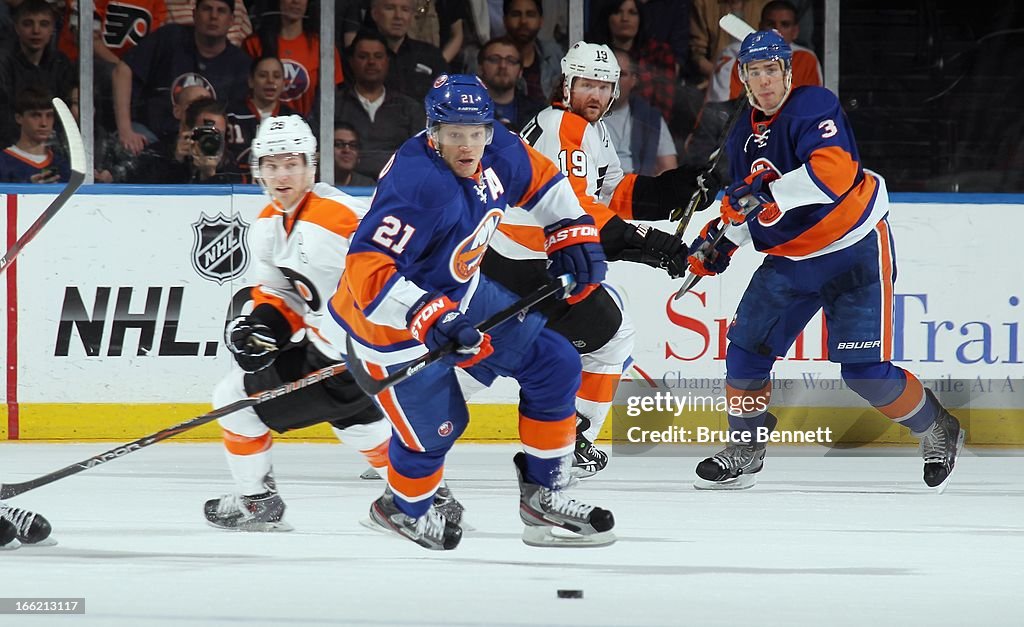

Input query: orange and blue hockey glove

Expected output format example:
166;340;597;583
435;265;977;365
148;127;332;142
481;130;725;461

721;169;780;226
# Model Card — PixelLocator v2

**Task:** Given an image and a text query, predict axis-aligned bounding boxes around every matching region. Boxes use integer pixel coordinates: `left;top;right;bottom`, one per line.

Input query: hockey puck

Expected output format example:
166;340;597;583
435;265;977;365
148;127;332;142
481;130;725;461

557;590;583;599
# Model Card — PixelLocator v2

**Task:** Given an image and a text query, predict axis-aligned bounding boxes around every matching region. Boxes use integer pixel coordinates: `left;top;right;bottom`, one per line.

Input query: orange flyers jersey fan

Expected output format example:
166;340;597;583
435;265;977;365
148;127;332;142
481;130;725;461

59;0;168;61
249;182;369;360
493;105;639;261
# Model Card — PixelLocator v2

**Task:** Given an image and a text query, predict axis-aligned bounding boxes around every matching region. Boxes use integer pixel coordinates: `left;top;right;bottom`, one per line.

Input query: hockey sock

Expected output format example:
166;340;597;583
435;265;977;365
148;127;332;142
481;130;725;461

576;370;620;441
842;362;937;433
222;429;274;495
332;420;392;476
518;413;576;488
725;343;774;434
387;444;446;518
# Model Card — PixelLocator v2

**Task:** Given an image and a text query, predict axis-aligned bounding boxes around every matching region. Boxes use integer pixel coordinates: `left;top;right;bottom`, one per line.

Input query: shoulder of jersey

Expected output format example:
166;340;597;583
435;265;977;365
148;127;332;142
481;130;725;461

378;134;459;211
783;85;840;119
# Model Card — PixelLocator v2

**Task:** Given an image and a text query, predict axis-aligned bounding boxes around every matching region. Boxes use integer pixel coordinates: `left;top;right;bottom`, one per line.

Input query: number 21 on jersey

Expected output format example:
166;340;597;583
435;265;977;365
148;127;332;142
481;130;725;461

372;216;415;254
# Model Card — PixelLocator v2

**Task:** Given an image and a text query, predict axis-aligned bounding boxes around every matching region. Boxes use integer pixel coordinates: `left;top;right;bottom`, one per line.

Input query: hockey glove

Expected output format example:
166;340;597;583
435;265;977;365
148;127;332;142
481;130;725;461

721;169;780;225
543;215;607;305
621;223;688;278
407;294;493;368
687;219;738;277
669;158;725;222
225;315;281;373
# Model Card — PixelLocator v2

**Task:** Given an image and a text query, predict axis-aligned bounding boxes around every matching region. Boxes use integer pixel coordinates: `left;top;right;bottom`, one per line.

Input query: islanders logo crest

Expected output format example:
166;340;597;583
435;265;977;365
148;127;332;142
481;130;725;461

281;60;311;103
450;209;503;282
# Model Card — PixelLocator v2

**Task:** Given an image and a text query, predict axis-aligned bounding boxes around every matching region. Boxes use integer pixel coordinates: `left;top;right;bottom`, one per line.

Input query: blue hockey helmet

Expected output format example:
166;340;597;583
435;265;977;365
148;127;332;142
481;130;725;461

425;74;495;126
737;30;794;114
738;29;792;69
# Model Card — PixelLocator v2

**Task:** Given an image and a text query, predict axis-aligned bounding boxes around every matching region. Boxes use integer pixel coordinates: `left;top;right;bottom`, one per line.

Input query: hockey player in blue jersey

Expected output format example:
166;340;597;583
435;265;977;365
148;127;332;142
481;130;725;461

685;30;965;491
327;75;617;549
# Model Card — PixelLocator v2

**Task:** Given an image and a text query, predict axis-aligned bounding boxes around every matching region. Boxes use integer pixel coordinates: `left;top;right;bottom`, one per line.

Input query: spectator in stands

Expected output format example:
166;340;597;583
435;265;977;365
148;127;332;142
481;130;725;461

335;30;424;181
113;0;251;155
128;96;242;183
65;81;115;182
243;0;342;118
604;47;677;176
333;122;376;187
502;0;562;103
0;85;70;183
166;0;251;46
335;0;363;48
706;0;821;103
0;0;76;147
403;0;467;66
57;0;169;131
588;0;677;127
366;0;448;103
690;0;769;86
476;35;543;133
636;0;690;79
225;55;297;175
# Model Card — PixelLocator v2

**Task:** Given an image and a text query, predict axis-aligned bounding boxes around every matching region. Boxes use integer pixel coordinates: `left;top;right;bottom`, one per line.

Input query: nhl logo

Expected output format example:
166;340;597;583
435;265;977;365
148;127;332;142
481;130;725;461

191;213;251;284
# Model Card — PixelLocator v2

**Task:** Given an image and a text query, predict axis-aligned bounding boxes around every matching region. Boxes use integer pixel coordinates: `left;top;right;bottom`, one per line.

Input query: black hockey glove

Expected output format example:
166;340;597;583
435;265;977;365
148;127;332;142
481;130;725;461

225;312;283;373
620;223;688;278
669;156;725;223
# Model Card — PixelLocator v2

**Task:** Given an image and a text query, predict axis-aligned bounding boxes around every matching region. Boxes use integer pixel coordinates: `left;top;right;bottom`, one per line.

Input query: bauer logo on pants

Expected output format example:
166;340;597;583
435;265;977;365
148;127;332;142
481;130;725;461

191;213;251;284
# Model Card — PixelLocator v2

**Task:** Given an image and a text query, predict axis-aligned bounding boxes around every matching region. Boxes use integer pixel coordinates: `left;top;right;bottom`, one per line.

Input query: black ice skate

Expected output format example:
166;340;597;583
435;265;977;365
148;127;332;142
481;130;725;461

366;488;462;550
914;390;966;493
514;452;616;547
203;473;292;532
0;503;55;546
0;516;19;550
571;414;609;479
694;413;778;490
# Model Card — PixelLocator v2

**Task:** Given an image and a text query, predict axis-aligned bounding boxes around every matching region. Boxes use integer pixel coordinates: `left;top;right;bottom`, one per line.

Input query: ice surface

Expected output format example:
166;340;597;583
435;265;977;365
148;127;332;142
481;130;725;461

1;442;1022;626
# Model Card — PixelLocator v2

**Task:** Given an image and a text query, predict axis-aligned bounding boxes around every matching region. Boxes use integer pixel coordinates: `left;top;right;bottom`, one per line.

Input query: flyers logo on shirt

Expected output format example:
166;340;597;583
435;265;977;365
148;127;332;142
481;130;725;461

102;4;154;50
281;60;311;102
450;208;504;282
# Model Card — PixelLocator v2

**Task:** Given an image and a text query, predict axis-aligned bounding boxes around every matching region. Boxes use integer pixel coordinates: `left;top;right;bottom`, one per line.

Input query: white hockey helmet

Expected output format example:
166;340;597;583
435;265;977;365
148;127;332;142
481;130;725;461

560;41;621;117
250;115;318;190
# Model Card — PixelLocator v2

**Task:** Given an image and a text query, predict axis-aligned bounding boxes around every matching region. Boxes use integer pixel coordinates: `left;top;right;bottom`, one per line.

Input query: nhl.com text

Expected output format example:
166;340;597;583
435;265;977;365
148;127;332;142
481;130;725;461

622;392;833;444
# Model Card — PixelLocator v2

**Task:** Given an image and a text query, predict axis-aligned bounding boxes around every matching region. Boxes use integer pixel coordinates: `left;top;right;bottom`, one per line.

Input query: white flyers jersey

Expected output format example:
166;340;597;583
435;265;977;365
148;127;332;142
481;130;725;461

249;182;370;359
492;104;637;260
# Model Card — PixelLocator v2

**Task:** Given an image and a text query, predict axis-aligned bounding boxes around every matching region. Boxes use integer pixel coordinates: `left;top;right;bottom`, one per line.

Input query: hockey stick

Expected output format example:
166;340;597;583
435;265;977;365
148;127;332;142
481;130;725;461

671;15;757;240
0;98;85;273
0;363;351;499
346;274;574;396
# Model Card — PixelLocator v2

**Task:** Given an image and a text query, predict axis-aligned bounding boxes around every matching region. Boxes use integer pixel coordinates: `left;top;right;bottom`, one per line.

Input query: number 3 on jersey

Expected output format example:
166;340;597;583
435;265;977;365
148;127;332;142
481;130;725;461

372;216;415;253
558;149;587;177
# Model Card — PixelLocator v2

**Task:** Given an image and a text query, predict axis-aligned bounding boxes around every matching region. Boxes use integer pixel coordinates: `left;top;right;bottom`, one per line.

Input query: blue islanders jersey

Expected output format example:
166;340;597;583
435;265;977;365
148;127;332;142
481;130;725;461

0;147;70;183
327;123;585;364
723;86;889;260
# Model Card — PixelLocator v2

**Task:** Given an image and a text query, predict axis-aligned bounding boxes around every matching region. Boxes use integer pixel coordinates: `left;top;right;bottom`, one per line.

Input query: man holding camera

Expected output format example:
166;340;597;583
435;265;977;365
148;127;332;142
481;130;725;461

127;97;242;183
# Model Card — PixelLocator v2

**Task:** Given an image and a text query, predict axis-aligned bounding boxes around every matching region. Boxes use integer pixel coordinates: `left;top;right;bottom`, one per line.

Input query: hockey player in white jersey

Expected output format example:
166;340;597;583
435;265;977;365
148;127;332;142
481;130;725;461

484;41;702;476
204;116;462;531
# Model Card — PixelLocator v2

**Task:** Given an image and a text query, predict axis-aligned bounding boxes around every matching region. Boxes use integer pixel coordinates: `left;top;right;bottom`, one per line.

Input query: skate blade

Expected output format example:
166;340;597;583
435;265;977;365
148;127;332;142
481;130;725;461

19;536;57;547
360;467;382;480
521;525;617;548
931;428;967;495
205;519;294;533
693;474;757;490
0;539;22;550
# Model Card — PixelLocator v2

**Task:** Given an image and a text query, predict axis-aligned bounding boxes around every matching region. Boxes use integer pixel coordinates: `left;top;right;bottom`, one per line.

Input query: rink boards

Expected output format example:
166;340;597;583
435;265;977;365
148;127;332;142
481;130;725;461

1;185;1022;444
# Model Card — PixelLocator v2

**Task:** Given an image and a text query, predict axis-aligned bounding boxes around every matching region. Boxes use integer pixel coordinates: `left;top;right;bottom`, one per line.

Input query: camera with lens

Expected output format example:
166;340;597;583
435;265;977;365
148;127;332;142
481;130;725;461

191;120;223;157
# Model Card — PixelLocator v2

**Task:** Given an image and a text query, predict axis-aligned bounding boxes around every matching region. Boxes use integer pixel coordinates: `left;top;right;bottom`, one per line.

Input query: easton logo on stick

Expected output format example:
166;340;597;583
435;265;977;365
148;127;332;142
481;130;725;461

191;213;251;284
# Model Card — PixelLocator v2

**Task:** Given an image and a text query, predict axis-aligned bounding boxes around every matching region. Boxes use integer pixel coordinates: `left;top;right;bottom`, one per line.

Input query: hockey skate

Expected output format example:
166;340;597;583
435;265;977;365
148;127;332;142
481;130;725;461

433;481;468;529
366;488;462;550
514;453;616;547
915;390;966;493
203;474;293;532
0;517;20;550
571;414;609;479
693;413;778;490
0;503;55;546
